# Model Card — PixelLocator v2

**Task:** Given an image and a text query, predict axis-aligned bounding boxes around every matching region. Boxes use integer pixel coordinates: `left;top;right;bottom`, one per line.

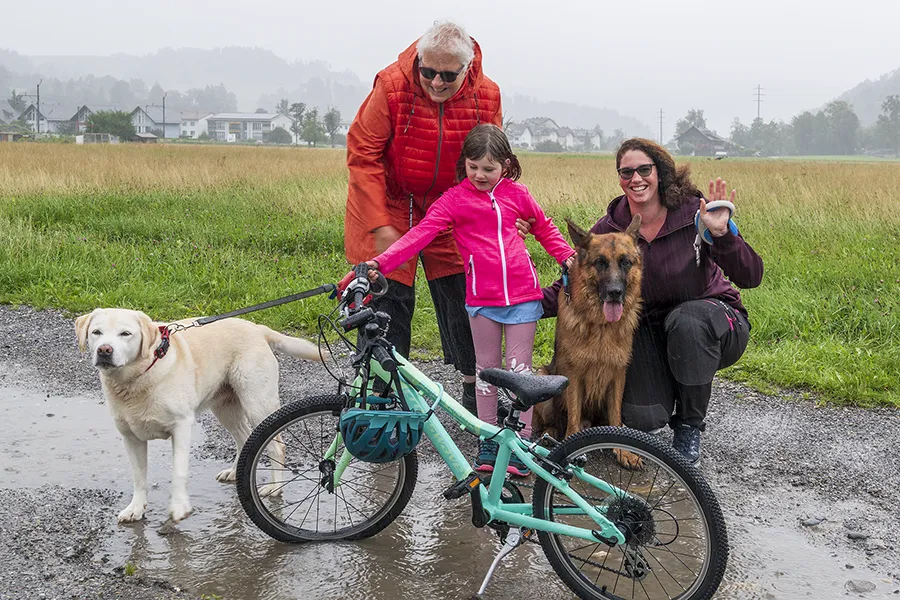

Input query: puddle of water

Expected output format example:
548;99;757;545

1;384;897;599
719;521;898;599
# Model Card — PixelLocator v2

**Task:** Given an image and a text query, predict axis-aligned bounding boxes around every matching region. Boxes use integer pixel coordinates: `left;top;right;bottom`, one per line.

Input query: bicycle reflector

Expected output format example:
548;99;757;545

340;408;428;463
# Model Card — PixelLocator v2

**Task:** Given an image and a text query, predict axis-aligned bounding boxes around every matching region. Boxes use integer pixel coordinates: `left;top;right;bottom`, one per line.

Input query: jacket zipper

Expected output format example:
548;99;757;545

469;255;476;296
488;185;510;305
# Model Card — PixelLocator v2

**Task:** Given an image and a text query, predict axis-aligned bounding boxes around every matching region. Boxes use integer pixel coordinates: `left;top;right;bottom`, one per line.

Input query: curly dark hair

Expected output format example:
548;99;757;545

456;124;522;182
616;138;700;209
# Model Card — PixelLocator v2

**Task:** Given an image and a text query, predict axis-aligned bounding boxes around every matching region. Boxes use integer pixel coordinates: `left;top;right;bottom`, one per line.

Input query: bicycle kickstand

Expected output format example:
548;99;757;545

473;527;530;598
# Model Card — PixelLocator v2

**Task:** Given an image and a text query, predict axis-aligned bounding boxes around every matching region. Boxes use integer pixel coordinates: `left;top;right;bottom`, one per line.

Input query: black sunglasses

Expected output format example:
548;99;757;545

418;64;466;83
617;163;655;180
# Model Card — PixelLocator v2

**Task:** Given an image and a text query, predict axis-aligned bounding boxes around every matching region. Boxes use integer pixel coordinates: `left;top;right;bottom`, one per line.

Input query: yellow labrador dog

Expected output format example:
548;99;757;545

76;308;321;523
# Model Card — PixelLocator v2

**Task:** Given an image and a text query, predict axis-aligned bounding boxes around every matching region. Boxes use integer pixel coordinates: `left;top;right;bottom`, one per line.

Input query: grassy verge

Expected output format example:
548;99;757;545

0;143;897;406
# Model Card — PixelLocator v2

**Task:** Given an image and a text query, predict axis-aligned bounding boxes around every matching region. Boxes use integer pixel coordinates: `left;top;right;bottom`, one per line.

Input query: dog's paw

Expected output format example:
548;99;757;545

168;500;193;523
613;448;644;471
216;468;236;483
258;483;284;498
117;501;147;523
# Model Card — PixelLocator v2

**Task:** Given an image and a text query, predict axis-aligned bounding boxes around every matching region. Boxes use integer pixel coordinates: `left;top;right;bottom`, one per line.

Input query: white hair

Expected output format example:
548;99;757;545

416;20;475;67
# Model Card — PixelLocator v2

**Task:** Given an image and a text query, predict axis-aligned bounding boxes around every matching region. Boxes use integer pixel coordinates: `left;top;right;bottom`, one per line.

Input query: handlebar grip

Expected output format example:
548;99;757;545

340;308;374;332
372;345;396;372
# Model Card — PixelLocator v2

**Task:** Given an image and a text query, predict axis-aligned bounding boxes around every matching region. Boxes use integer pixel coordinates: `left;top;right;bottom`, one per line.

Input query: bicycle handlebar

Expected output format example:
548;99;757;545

372;345;396;372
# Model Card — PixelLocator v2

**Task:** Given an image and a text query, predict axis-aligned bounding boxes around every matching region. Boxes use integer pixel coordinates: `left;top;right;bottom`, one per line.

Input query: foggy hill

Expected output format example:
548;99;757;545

832;66;900;125
1;46;652;135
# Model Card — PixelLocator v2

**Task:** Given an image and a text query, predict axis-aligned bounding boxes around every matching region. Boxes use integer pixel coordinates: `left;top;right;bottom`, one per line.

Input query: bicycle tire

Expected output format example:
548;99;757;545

236;394;418;543
531;426;728;600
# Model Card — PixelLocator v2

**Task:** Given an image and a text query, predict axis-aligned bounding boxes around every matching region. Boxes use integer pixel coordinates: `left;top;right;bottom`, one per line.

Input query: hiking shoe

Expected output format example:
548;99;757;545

474;439;499;472
462;382;477;414
672;424;702;465
507;451;531;477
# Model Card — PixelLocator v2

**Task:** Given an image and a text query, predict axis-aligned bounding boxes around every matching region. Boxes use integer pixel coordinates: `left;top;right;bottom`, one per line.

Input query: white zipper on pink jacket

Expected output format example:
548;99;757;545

487;181;510;305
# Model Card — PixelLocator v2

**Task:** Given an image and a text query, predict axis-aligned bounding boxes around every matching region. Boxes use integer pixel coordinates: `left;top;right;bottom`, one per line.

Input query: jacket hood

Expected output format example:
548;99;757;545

395;37;486;100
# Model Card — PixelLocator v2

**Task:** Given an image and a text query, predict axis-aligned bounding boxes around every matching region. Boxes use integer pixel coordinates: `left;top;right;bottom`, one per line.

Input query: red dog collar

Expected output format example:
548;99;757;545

144;326;171;373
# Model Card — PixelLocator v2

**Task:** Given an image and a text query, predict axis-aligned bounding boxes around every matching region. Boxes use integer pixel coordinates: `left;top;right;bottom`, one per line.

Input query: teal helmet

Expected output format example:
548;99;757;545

340;408;428;463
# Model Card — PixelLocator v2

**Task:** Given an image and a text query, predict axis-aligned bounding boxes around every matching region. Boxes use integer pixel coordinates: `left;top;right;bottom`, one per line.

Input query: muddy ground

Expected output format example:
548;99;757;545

0;305;897;599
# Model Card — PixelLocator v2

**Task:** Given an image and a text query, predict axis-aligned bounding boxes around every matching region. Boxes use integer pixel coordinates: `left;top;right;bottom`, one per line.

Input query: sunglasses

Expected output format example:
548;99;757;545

418;64;466;83
617;163;655;180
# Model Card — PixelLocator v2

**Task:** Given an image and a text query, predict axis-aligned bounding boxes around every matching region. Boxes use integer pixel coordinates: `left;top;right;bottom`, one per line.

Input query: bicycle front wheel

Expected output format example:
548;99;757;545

236;395;418;543
531;427;728;600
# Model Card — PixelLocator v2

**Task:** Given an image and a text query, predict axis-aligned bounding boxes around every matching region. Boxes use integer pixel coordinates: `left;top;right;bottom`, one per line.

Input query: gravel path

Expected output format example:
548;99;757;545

1;304;897;598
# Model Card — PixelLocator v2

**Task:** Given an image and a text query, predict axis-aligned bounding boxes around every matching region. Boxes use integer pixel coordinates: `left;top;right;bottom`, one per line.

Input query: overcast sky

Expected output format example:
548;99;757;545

4;0;899;137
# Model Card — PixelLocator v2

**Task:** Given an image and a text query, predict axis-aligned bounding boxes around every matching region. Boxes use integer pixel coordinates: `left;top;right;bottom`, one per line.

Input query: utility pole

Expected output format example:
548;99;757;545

658;109;664;145
754;84;764;120
36;79;42;134
162;92;167;140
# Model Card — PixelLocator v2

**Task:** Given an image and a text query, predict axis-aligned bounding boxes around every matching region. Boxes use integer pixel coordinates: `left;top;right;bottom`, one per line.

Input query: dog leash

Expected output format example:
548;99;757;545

163;283;338;334
145;284;338;369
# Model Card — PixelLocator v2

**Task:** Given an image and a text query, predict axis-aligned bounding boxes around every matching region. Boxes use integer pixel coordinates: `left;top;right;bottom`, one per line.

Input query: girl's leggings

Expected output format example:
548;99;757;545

468;314;537;439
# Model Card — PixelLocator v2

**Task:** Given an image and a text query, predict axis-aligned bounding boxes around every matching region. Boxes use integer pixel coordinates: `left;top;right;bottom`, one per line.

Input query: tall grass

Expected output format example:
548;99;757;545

0;143;897;406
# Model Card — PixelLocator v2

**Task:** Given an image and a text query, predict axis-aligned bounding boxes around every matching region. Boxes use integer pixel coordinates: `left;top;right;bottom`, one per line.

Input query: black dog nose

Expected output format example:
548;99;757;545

605;285;625;303
97;344;114;357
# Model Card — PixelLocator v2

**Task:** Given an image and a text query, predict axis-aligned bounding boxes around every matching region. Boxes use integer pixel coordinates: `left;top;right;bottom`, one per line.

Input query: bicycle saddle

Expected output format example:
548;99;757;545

478;369;568;408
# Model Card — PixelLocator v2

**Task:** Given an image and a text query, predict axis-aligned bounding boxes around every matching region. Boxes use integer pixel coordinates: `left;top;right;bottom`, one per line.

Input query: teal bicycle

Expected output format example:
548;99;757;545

236;264;728;599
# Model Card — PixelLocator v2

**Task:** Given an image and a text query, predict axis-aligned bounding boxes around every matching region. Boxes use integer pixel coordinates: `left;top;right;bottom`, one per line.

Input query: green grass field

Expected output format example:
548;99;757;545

0;143;897;407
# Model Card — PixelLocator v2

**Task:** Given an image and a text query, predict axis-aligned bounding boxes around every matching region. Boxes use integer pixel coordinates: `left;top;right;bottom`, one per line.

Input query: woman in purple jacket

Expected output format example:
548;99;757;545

530;138;763;464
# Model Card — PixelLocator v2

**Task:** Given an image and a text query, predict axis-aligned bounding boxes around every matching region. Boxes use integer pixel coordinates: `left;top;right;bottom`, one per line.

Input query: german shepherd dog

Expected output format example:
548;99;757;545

534;215;643;465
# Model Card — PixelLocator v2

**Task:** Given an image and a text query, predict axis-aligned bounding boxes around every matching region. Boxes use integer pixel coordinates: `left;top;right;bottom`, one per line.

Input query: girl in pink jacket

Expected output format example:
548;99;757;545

369;124;574;476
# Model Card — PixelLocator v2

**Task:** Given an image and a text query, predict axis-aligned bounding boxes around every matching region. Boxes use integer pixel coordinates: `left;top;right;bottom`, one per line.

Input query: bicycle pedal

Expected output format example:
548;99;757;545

443;472;481;500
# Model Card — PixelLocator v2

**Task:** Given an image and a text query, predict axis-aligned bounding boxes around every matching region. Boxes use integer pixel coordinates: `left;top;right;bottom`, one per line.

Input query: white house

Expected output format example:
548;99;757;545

204;112;296;143
506;123;533;148
130;106;181;139
179;112;212;139
17;104;48;133
557;127;576;150
17;103;93;134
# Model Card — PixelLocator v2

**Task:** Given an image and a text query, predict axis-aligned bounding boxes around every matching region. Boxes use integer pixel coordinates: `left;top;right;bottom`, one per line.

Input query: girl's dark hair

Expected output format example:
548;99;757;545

615;138;700;209
456;124;522;182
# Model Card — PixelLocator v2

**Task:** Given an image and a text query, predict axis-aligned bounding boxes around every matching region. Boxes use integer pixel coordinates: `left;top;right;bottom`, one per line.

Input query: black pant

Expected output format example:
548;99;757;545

365;273;476;377
621;299;749;431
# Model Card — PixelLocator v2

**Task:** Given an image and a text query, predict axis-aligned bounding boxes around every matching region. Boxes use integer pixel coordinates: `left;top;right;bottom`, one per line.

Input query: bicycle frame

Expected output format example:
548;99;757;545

326;347;630;547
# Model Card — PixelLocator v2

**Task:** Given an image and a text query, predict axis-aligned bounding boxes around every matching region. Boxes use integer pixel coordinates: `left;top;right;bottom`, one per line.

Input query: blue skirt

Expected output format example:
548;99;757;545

465;300;544;324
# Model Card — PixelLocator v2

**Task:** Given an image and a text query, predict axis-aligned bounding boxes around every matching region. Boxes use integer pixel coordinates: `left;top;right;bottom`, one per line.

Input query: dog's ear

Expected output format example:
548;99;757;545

139;313;161;359
566;219;590;248
624;213;642;242
75;310;97;352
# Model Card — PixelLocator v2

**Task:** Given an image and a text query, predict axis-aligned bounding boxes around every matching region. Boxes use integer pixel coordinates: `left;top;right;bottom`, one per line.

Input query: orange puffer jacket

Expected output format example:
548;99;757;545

344;38;502;286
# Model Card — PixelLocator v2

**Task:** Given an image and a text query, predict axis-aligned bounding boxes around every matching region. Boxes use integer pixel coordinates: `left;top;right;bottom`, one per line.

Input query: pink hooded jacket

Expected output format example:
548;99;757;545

374;177;574;307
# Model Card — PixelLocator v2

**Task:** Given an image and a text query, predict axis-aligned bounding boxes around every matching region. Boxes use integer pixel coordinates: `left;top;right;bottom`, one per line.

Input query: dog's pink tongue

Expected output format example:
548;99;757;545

603;302;624;322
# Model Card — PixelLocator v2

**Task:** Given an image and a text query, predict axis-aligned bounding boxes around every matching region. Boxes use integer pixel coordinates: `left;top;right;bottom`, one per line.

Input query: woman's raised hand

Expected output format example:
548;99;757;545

700;178;736;238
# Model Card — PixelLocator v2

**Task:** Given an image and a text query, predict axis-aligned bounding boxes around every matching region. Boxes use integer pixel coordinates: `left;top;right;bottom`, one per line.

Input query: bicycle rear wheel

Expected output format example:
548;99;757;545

236;394;418;543
531;427;728;600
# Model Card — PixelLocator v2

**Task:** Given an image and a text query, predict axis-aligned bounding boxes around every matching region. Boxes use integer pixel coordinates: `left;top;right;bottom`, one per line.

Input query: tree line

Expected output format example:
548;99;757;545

674;96;900;156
